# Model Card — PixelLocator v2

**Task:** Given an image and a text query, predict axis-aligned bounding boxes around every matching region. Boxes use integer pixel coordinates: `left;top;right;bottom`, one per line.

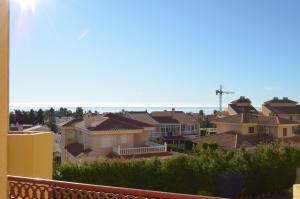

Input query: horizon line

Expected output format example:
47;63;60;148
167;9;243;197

9;103;220;108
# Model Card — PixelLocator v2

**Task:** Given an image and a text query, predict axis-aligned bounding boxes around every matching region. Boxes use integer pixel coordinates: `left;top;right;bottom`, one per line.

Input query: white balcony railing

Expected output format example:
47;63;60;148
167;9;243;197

113;142;167;156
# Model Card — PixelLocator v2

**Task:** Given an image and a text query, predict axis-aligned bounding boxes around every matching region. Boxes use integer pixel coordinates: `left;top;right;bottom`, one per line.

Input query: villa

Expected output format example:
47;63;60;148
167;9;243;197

262;97;300;123
228;96;258;115
58;113;168;163
192;113;299;149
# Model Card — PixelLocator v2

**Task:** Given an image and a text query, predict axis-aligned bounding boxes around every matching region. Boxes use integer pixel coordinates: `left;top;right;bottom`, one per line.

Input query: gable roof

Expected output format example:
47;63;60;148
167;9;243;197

103;113;154;128
58;118;83;127
229;104;258;114
152;116;179;124
264;97;298;104
72;113;155;132
65;142;92;157
126;111;160;126
231;96;252;104
212;113;297;125
192;132;270;149
192;133;237;149
264;104;300;115
150;111;196;125
86;118;142;131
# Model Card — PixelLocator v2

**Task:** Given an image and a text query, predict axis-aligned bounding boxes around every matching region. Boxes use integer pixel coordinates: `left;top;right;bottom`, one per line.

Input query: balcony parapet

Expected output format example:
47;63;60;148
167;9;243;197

113;142;167;156
8;175;226;199
8;131;53;179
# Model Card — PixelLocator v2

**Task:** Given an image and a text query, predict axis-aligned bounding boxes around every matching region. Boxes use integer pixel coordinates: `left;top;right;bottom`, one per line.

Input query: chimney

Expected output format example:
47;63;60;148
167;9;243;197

84;112;93;128
283;97;288;100
273;97;279;100
240;96;245;99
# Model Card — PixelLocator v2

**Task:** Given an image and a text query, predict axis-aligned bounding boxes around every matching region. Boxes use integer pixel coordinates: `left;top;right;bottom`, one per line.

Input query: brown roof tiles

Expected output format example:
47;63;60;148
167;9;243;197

212;113;297;125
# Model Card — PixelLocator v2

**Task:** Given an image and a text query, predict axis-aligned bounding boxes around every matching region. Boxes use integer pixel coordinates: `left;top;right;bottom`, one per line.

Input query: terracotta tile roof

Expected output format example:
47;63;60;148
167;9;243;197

229;104;258;114
264;104;300;115
231;96;252;104
60;113;155;132
104;113;154;128
126;111;160;126
58;118;83;127
65;142;91;157
87;118;143;131
151;111;196;125
192;133;272;149
212;113;297;125
264;97;298;104
152;116;180;124
192;133;238;149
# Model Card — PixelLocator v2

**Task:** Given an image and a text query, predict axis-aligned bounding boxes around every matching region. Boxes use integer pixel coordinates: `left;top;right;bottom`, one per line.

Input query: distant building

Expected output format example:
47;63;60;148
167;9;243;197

192;113;299;149
10;123;33;131
58;113;168;163
228;96;258;115
25;125;51;132
262;97;300;123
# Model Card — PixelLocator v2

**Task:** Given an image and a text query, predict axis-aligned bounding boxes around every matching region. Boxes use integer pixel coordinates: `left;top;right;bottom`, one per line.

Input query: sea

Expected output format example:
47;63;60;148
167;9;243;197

9;106;219;115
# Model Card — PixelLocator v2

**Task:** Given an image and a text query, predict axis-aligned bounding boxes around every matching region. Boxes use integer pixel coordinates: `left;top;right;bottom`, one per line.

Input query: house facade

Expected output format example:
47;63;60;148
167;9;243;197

150;109;199;137
58;113;167;163
213;113;297;138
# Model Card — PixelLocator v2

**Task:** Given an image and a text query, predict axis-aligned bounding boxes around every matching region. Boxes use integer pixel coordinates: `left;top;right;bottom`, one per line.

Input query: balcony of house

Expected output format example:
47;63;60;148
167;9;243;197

113;141;167;156
7;131;53;179
7;175;224;199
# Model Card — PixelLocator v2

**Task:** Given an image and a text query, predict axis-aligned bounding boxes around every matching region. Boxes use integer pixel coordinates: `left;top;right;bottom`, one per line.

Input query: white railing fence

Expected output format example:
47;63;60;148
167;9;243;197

113;142;167;156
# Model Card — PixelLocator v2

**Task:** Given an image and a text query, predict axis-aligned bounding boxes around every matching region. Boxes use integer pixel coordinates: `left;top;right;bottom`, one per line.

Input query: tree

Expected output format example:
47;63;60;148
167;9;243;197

74;107;83;119
36;109;44;124
29;109;36;124
199;110;205;116
15;110;23;124
199;117;214;128
47;107;57;132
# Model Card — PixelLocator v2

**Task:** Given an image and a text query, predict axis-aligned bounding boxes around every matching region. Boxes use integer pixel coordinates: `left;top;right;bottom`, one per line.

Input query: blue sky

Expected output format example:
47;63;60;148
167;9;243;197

9;0;300;107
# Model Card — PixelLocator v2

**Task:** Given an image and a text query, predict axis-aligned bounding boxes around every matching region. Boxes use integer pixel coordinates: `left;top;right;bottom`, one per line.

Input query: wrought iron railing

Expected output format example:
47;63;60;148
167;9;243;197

8;175;225;199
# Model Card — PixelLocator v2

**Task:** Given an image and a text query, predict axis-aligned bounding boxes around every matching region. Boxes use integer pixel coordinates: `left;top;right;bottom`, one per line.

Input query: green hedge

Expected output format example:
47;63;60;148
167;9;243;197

54;142;300;197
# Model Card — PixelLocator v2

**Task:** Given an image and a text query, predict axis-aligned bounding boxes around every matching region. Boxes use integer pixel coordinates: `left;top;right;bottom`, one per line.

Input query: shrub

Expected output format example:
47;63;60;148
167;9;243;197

54;142;300;197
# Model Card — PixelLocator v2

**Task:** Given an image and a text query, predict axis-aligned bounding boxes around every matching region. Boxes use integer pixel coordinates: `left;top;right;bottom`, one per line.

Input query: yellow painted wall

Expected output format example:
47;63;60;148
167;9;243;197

294;185;300;199
277;125;294;138
8;132;53;179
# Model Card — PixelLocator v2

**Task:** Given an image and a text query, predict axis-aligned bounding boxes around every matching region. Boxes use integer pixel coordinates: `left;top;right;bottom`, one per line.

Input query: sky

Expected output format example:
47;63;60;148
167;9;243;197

9;0;300;108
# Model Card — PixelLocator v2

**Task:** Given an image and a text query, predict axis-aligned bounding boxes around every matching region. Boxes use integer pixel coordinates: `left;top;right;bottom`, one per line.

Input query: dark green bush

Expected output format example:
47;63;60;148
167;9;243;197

54;142;300;197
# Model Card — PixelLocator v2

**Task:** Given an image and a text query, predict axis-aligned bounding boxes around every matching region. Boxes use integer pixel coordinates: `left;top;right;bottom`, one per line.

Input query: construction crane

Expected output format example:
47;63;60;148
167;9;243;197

216;85;234;112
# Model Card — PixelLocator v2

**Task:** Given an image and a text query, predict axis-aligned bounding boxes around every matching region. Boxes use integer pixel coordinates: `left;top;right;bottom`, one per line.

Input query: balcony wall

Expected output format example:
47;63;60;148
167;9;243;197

7;132;53;179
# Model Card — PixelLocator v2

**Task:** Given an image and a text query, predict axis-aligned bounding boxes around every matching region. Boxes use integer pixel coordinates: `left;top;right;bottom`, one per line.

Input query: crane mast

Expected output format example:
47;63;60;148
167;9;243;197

216;85;234;112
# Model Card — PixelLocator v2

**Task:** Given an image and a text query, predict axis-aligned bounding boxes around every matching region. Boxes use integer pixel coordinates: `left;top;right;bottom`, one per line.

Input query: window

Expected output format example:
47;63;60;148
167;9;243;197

120;135;128;144
249;127;255;134
283;128;287;137
101;136;112;148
